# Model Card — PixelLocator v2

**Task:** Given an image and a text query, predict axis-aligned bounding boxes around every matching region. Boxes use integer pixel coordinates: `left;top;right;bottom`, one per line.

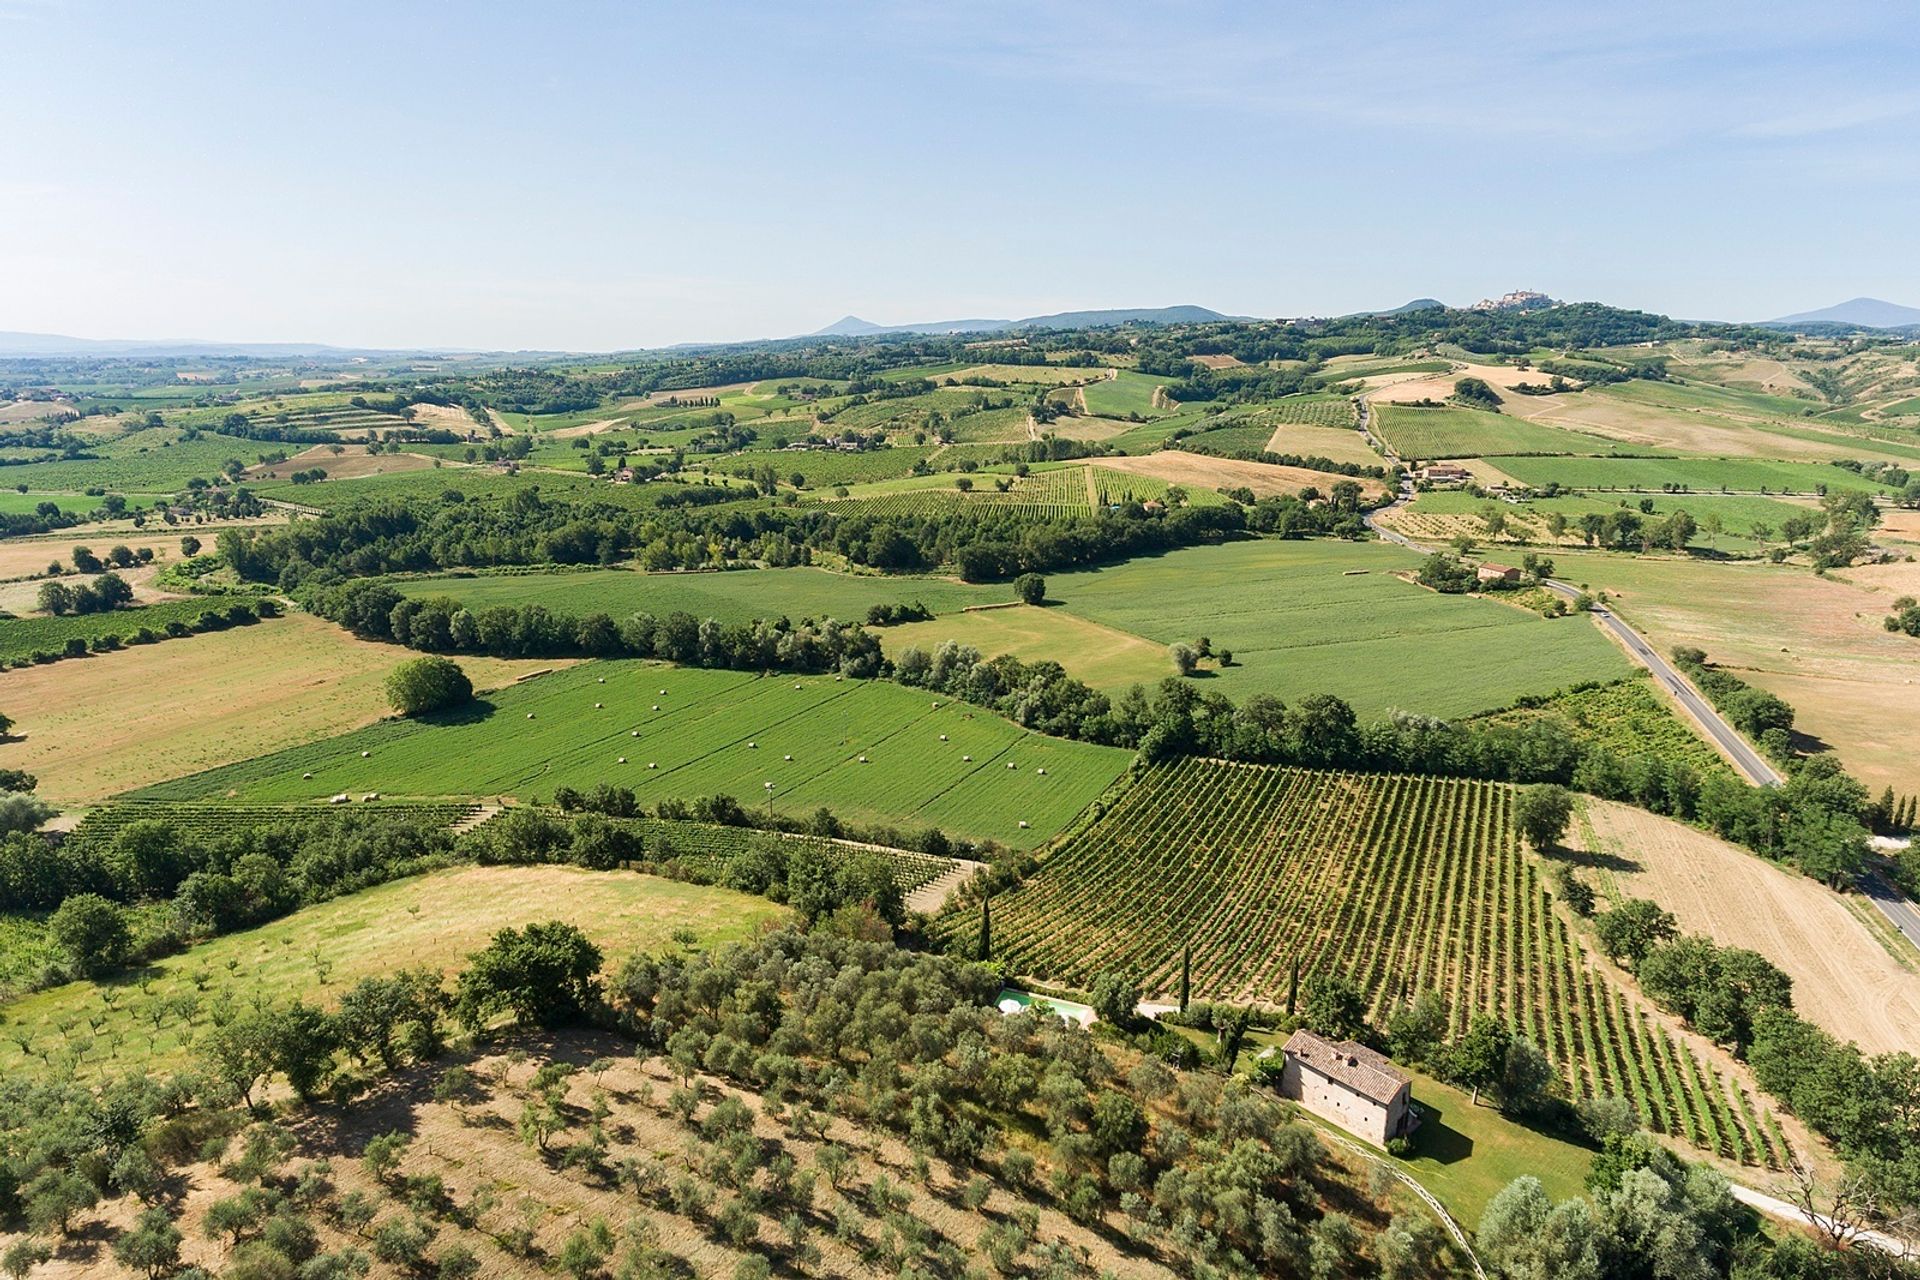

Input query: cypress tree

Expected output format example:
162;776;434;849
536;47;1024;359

978;894;992;961
1179;942;1191;1014
1287;959;1300;1017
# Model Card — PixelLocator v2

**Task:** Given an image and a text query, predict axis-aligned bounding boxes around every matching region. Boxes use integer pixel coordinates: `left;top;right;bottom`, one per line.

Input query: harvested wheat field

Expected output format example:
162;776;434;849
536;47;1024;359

245;443;436;482
1264;421;1382;467
1189;353;1245;370
0;522;281;580
1098;449;1389;500
1569;800;1920;1056
0;612;565;803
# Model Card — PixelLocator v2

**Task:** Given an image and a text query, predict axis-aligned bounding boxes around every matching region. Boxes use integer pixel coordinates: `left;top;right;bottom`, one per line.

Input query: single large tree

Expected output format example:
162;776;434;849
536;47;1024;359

1515;784;1574;850
384;655;473;716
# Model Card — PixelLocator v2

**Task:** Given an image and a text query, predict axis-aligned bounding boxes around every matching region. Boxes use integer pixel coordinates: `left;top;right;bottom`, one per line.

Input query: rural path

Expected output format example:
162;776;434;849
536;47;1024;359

1729;1181;1915;1257
1356;395;1784;790
904;857;986;915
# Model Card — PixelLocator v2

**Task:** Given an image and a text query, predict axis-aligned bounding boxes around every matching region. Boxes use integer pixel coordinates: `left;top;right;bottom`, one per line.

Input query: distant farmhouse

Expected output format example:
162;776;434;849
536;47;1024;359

1278;1030;1416;1145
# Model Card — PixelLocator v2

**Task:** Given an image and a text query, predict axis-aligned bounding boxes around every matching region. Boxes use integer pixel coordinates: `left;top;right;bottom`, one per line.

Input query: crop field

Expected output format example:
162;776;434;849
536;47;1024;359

824;462;1225;518
1371;404;1628;459
133;662;1133;848
1471;678;1736;779
0;865;783;1080
823;388;1016;433
62;800;484;852
1034;540;1629;718
250;465;760;513
944;759;1788;1166
1266;396;1356;426
1485;455;1894;494
942;363;1107;386
1263;422;1382;467
729;445;943;488
0;490;115;515
1079;370;1169;418
0;612;563;804
3;427;272;493
0;597;238;665
392;565;1008;620
1097;449;1387;500
1379;489;1810;551
612;816;954;893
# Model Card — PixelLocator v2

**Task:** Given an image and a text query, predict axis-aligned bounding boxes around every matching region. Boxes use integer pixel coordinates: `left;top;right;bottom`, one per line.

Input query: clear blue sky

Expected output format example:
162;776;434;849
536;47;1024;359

2;1;1916;350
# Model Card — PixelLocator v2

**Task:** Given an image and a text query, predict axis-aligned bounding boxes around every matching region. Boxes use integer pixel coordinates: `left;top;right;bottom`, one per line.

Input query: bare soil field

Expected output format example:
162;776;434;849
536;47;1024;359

0;613;565;803
1099;450;1389;499
0;400;67;424
0;527;275;580
1555;552;1920;794
1264;421;1384;467
0;562;177;613
619;381;757;408
1495;393;1860;460
1367;362;1559;405
549;417;628;438
404;401;488;435
245;443;436;482
1569;800;1920;1056
1188;353;1245;370
1877;508;1920;543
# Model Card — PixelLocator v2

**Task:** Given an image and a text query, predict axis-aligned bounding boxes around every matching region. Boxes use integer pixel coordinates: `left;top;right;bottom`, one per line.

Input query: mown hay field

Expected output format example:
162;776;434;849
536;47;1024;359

134;661;1133;848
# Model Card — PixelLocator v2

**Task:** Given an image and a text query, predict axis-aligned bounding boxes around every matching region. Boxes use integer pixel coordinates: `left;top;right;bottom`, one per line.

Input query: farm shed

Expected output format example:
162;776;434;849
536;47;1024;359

1278;1029;1415;1145
1476;562;1521;584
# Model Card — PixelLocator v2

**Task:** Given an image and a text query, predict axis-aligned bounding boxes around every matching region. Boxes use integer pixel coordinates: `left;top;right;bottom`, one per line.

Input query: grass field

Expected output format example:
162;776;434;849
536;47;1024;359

133;661;1133;848
0;865;784;1080
1371;404;1627;459
943;759;1789;1166
392;565;1009;620
1485;455;1894;494
3;427;272;493
0;597;237;665
1080;370;1169;418
0;490;121;516
992;540;1630;718
0;612;562;804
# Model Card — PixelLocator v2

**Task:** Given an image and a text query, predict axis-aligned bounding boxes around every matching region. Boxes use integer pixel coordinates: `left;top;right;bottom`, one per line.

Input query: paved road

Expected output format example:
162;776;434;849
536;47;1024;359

1859;870;1920;952
1354;396;1782;788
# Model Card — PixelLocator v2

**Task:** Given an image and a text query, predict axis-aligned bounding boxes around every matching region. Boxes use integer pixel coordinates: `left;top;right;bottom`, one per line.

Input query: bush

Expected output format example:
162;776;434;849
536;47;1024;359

385;656;473;717
48;892;132;976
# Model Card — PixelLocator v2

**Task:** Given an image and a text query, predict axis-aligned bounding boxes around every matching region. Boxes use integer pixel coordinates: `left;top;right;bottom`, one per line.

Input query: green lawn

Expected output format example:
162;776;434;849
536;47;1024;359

1485;455;1893;494
1373;404;1627;459
393;566;1008;620
132;660;1132;848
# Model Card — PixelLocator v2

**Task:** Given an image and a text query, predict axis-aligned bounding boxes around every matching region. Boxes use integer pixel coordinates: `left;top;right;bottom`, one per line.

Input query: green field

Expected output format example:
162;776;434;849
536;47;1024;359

821;461;1227;519
0;598;246;665
0;490;119;516
133;661;1133;847
942;759;1786;1167
1018;540;1630;718
1080;370;1169;418
1;427;267;493
1397;488;1812;549
726;445;944;489
0;864;783;1079
1372;404;1627;459
392;565;1008;620
1472;677;1736;780
251;466;762;512
1486;455;1893;494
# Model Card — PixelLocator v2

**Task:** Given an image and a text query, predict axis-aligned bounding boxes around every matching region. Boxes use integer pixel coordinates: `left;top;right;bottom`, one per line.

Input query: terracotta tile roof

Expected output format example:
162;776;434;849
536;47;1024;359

1283;1029;1409;1104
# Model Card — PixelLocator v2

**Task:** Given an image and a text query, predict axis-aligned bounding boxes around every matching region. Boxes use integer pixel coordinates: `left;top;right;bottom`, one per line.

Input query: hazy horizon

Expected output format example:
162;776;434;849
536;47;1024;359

4;1;1917;350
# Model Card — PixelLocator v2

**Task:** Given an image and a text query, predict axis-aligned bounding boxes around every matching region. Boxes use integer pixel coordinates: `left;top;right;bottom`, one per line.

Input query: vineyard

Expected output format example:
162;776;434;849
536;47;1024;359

612;815;954;893
0;598;247;667
1266;397;1356;427
943;759;1790;1166
64;800;485;851
825;463;1227;519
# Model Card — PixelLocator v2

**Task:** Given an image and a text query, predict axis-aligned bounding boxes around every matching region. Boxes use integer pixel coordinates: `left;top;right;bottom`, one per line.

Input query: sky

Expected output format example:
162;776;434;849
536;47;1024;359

2;0;1917;351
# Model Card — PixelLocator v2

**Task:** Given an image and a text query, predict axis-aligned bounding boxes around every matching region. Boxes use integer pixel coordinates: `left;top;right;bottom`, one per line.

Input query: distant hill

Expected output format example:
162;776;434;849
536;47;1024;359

1764;298;1920;330
1366;298;1447;316
807;305;1240;338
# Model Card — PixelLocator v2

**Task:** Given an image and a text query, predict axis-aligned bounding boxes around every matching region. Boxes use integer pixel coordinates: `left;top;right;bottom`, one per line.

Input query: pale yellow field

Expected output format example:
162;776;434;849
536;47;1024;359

0;612;567;803
1570;800;1920;1056
1263;421;1384;468
944;363;1106;385
244;443;435;482
1555;551;1920;794
1098;450;1389;499
881;606;1172;690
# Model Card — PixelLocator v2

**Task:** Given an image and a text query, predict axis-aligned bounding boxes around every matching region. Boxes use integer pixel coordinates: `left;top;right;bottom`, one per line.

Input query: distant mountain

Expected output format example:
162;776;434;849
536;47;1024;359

1368;298;1447;316
1764;298;1920;330
807;305;1239;338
